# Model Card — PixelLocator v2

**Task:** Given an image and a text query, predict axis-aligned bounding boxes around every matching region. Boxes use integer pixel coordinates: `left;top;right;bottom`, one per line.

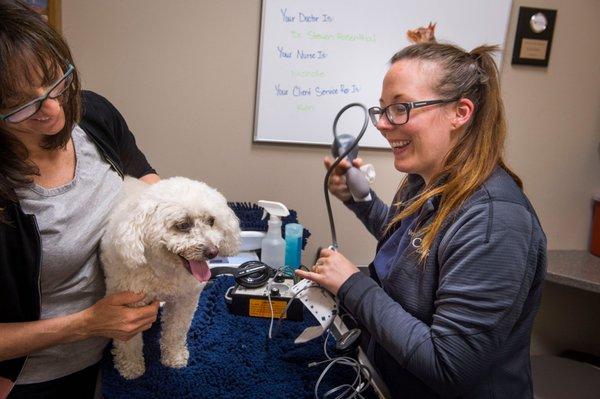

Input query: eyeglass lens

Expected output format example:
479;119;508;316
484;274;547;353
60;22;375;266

369;103;409;126
6;72;74;123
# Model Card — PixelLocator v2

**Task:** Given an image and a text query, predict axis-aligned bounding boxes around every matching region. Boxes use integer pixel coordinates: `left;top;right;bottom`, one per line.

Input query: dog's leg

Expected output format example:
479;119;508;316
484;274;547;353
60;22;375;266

112;333;145;379
159;289;201;368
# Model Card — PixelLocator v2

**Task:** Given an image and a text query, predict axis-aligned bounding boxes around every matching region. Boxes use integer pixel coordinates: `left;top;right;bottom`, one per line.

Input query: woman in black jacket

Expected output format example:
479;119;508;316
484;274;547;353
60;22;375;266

0;1;160;397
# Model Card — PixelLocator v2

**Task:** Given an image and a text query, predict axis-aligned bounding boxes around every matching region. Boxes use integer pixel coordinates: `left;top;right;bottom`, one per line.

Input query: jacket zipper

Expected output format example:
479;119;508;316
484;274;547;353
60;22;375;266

13;215;43;384
101;152;124;179
83;131;124;179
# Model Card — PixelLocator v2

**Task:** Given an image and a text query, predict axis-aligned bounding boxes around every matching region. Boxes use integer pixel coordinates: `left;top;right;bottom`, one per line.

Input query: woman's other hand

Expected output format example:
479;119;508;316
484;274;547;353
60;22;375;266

295;247;360;296
324;156;364;202
81;292;159;341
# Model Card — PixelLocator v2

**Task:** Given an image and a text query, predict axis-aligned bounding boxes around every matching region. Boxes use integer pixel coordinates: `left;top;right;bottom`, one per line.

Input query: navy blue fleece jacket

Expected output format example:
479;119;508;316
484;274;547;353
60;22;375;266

338;167;547;398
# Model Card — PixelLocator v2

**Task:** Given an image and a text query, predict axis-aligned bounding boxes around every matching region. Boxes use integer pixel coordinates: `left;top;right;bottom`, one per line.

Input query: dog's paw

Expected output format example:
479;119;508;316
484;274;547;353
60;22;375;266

161;346;189;368
112;347;145;379
117;362;146;380
114;356;146;379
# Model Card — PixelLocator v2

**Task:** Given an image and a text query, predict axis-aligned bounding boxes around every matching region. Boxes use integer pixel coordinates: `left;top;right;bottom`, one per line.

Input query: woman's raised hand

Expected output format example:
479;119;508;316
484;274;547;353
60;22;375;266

324;156;364;202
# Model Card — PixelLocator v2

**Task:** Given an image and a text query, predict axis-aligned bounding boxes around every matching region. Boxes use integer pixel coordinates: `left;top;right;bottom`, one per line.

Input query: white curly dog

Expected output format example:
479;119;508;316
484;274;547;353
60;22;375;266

100;176;240;379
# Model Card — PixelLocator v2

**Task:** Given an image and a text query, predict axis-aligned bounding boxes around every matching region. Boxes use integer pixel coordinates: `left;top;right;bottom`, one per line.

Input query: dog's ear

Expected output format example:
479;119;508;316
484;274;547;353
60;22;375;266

113;201;157;269
219;208;241;256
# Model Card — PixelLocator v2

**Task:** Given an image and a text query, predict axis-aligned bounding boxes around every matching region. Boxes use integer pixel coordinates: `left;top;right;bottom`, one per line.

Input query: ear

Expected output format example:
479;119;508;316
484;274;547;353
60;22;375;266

219;208;241;256
451;97;474;131
112;202;157;269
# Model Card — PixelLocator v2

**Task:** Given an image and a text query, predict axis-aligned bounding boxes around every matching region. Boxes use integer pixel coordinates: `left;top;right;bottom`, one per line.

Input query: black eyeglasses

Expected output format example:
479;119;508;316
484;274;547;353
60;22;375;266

368;98;459;126
0;64;75;124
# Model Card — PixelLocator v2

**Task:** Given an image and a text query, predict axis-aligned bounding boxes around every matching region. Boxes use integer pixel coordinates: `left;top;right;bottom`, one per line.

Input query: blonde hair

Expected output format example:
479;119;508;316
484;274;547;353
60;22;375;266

386;42;522;261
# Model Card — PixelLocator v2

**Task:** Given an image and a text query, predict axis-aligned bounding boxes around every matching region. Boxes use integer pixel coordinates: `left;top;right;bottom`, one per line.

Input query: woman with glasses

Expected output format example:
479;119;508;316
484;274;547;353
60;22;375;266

297;42;546;398
0;1;160;397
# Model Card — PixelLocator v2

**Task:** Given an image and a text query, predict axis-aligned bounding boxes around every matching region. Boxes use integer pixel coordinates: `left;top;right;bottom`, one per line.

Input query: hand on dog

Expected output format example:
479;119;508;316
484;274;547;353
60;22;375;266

295;248;360;296
324;156;364;202
81;292;159;341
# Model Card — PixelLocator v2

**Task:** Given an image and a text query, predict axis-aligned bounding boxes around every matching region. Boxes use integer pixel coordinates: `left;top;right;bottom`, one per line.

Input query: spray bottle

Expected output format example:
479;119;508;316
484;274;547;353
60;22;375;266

257;200;289;270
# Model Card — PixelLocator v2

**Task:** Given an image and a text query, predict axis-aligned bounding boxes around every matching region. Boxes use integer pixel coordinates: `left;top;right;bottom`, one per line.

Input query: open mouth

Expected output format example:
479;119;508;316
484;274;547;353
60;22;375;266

390;139;411;150
179;256;211;283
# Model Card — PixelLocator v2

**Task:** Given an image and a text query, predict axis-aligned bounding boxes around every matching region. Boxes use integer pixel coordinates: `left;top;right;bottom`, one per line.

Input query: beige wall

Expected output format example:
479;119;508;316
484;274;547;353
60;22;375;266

62;1;600;355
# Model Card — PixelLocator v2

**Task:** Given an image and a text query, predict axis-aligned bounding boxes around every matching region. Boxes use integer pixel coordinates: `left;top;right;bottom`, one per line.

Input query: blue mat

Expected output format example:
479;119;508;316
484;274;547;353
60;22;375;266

101;276;370;399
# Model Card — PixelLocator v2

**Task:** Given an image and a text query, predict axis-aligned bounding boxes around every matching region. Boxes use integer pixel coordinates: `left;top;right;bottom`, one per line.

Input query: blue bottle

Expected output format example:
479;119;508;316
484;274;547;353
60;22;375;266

284;223;303;273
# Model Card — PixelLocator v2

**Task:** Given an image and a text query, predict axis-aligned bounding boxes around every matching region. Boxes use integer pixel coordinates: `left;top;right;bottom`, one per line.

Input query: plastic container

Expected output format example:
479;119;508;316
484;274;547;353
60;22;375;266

284;223;303;270
240;231;267;251
261;219;285;269
591;192;600;257
257;200;289;269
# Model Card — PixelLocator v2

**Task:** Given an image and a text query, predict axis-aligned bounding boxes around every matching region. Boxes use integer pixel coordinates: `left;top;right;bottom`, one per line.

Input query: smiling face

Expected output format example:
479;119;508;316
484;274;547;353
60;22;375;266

377;59;458;184
0;6;81;156
0;64;68;140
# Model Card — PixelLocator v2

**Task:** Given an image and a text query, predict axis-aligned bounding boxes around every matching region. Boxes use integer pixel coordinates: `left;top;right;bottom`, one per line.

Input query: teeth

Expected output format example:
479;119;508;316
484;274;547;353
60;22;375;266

390;140;410;148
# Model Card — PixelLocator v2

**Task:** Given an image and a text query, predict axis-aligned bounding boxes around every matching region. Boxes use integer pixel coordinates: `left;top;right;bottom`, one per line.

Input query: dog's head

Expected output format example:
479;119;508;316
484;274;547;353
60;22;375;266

113;177;241;283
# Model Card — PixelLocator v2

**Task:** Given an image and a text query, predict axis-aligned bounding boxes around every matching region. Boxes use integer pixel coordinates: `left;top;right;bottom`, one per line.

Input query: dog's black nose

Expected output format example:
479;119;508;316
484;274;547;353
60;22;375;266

204;246;219;259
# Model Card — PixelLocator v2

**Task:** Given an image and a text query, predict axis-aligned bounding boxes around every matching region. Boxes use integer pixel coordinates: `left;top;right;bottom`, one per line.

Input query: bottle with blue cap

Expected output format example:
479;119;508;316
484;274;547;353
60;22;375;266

257;200;289;269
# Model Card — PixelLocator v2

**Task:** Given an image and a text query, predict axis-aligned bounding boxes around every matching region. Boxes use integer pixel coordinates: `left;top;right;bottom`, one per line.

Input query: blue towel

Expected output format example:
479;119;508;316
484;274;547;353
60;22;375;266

101;277;372;399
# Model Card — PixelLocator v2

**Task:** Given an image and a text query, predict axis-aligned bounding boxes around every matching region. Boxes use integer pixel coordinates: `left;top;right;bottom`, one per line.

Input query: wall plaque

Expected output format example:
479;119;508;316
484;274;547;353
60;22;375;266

512;7;557;66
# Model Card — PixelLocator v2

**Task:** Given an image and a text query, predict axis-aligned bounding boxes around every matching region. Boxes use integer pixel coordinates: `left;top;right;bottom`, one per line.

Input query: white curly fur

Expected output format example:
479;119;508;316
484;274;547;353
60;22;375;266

100;176;240;379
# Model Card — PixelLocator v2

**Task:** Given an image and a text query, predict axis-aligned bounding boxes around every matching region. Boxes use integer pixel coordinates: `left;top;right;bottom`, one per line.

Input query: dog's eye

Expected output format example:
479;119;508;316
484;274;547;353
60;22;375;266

206;217;215;227
175;221;192;232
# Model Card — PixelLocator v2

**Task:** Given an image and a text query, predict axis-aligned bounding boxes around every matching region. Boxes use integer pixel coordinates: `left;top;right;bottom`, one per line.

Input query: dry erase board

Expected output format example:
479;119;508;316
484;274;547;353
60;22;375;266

254;0;513;148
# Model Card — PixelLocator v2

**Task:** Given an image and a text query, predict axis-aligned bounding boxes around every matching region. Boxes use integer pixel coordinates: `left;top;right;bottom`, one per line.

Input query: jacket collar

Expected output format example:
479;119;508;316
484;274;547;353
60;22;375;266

403;174;441;224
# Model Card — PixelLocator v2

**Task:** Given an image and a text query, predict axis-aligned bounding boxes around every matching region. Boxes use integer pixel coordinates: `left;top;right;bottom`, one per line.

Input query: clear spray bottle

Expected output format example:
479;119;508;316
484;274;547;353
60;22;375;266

257;200;289;270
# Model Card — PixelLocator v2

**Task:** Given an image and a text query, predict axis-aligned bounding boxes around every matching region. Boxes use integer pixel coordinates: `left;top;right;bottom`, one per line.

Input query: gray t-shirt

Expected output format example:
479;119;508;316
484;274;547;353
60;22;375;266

15;125;123;384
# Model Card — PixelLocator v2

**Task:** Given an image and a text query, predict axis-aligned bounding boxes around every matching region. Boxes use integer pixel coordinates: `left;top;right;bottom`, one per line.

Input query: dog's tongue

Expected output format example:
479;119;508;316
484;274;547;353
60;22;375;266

189;260;211;283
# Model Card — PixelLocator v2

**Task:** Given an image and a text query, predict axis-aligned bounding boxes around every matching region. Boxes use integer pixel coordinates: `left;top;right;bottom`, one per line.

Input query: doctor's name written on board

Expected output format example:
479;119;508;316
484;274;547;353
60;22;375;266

275;83;360;97
279;7;376;43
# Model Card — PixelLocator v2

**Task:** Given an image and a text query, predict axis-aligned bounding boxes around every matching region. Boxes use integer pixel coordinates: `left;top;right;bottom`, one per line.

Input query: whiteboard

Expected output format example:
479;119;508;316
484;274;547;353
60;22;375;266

254;0;513;148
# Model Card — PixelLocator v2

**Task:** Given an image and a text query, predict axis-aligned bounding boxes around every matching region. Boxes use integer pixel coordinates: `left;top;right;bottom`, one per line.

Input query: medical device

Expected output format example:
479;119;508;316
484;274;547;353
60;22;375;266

325;103;370;249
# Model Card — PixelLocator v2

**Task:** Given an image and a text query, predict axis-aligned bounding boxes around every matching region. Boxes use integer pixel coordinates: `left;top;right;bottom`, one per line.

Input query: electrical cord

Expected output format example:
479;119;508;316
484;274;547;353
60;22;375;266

267;282;275;339
265;285;373;398
324;103;369;250
313;360;371;399
324;330;372;399
310;331;372;399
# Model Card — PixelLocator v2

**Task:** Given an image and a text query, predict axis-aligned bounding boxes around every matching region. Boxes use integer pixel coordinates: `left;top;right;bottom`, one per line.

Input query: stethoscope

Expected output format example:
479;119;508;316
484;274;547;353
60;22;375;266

324;103;369;250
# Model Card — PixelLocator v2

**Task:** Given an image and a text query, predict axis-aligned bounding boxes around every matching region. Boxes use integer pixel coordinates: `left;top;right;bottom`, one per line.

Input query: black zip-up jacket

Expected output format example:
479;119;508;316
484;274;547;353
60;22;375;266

0;91;156;383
